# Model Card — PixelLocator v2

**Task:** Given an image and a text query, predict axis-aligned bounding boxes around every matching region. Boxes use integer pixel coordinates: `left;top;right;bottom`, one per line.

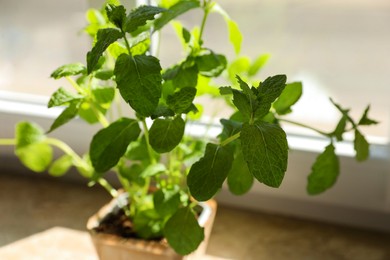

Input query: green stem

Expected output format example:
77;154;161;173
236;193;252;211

97;178;118;198
199;0;211;42
90;103;110;128
45;138;86;167
142;119;157;164
122;31;133;56
66;76;85;94
220;131;241;147
0;139;16;145
278;118;332;137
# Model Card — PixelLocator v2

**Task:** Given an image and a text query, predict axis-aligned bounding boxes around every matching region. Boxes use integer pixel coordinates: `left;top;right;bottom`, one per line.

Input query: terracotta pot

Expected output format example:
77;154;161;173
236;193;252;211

87;193;217;260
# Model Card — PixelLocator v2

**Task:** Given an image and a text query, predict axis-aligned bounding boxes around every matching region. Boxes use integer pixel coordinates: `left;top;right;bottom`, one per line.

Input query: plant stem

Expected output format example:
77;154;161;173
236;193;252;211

141;119;157;164
97;178;118;198
45;138;87;167
220;131;241;147
0;139;16;145
278;118;332;137
122;31;133;56
66;76;85;94
90;103;110;128
199;0;211;42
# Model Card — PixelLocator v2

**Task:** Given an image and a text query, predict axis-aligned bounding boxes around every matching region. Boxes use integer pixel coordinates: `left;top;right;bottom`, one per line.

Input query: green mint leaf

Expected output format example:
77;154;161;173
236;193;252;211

154;0;201;31
219;119;242;142
48;101;80;133
87;28;122;74
105;4;126;28
227;57;250;83
248;54;271;76
273;82;302;115
307;144;339;195
255;75;287;119
240;122;288;188
151;105;175;119
232;90;252;121
333;115;348;141
211;3;242;54
115;54;162;117
166;87;197;114
90;118;141;172
92;86;115;105
358;105;379;126
94;69;114;80
182;27;191;43
140;163;166;178
153;189;181;216
48;87;84;108
187;143;233;201
164;64;198;89
124;5;166;33
227;149;254;195
164;207;204;255
149;116;185;153
354;129;369;161
133;209;164;239
48;154;73;177
15;122;52;172
50;63;86;79
195;51;227;77
118;163;145;186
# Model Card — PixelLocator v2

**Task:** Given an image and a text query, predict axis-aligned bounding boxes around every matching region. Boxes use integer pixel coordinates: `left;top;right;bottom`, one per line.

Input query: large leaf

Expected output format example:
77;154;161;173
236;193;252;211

227;149;253;195
307;144;339;195
15;122;52;172
273;82;302;115
187;143;233;201
149;117;185;153
90;118;141;172
124;5;166;33
154;0;200;31
50;63;86;79
354;129;369;161
114;54;162;117
48;87;84;108
164;207;204;255
166;87;197;114
255;75;287;119
87;28;122;74
153;189;181;216
195;52;227;77
240;122;288;188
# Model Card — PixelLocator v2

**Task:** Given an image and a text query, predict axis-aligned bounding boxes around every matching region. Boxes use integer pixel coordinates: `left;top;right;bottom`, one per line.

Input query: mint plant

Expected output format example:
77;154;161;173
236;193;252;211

0;0;378;255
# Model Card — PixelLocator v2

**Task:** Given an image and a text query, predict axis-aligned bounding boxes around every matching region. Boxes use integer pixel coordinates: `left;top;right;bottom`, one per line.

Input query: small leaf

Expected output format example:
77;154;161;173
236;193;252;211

248;54;271;76
151;105;175;119
124;5;166;33
255;75;287;119
358;105;379;126
90;118;141;172
333;115;348;141
15;122;52;172
219;119;242;142
149;117;185;153
187;143;233;201
153;189;181;216
195;52;227;77
48;101;80;133
49;102;80;131
154;0;200;31
48;155;73;177
240;122;288;188
307;144;339;195
87;28;122;74
227;150;254;195
164;207;204;255
105;4;126;28
48;87;84;108
273;82;302;115
50;63;86;79
115;54;162;117
354;129;369;161
92;87;115;106
166;87;197;114
227;56;250;83
94;69;114;80
140;163;166;178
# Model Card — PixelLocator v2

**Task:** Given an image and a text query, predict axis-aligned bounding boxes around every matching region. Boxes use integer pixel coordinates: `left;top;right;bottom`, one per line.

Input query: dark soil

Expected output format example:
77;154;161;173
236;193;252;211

93;208;139;238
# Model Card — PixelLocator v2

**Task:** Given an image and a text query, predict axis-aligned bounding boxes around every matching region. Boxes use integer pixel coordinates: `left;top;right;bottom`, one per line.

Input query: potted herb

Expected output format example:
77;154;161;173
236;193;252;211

0;0;378;258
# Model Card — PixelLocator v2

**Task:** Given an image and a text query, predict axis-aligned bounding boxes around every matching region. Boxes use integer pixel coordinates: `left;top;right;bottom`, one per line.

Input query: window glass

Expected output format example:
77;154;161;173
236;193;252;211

1;0;389;139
